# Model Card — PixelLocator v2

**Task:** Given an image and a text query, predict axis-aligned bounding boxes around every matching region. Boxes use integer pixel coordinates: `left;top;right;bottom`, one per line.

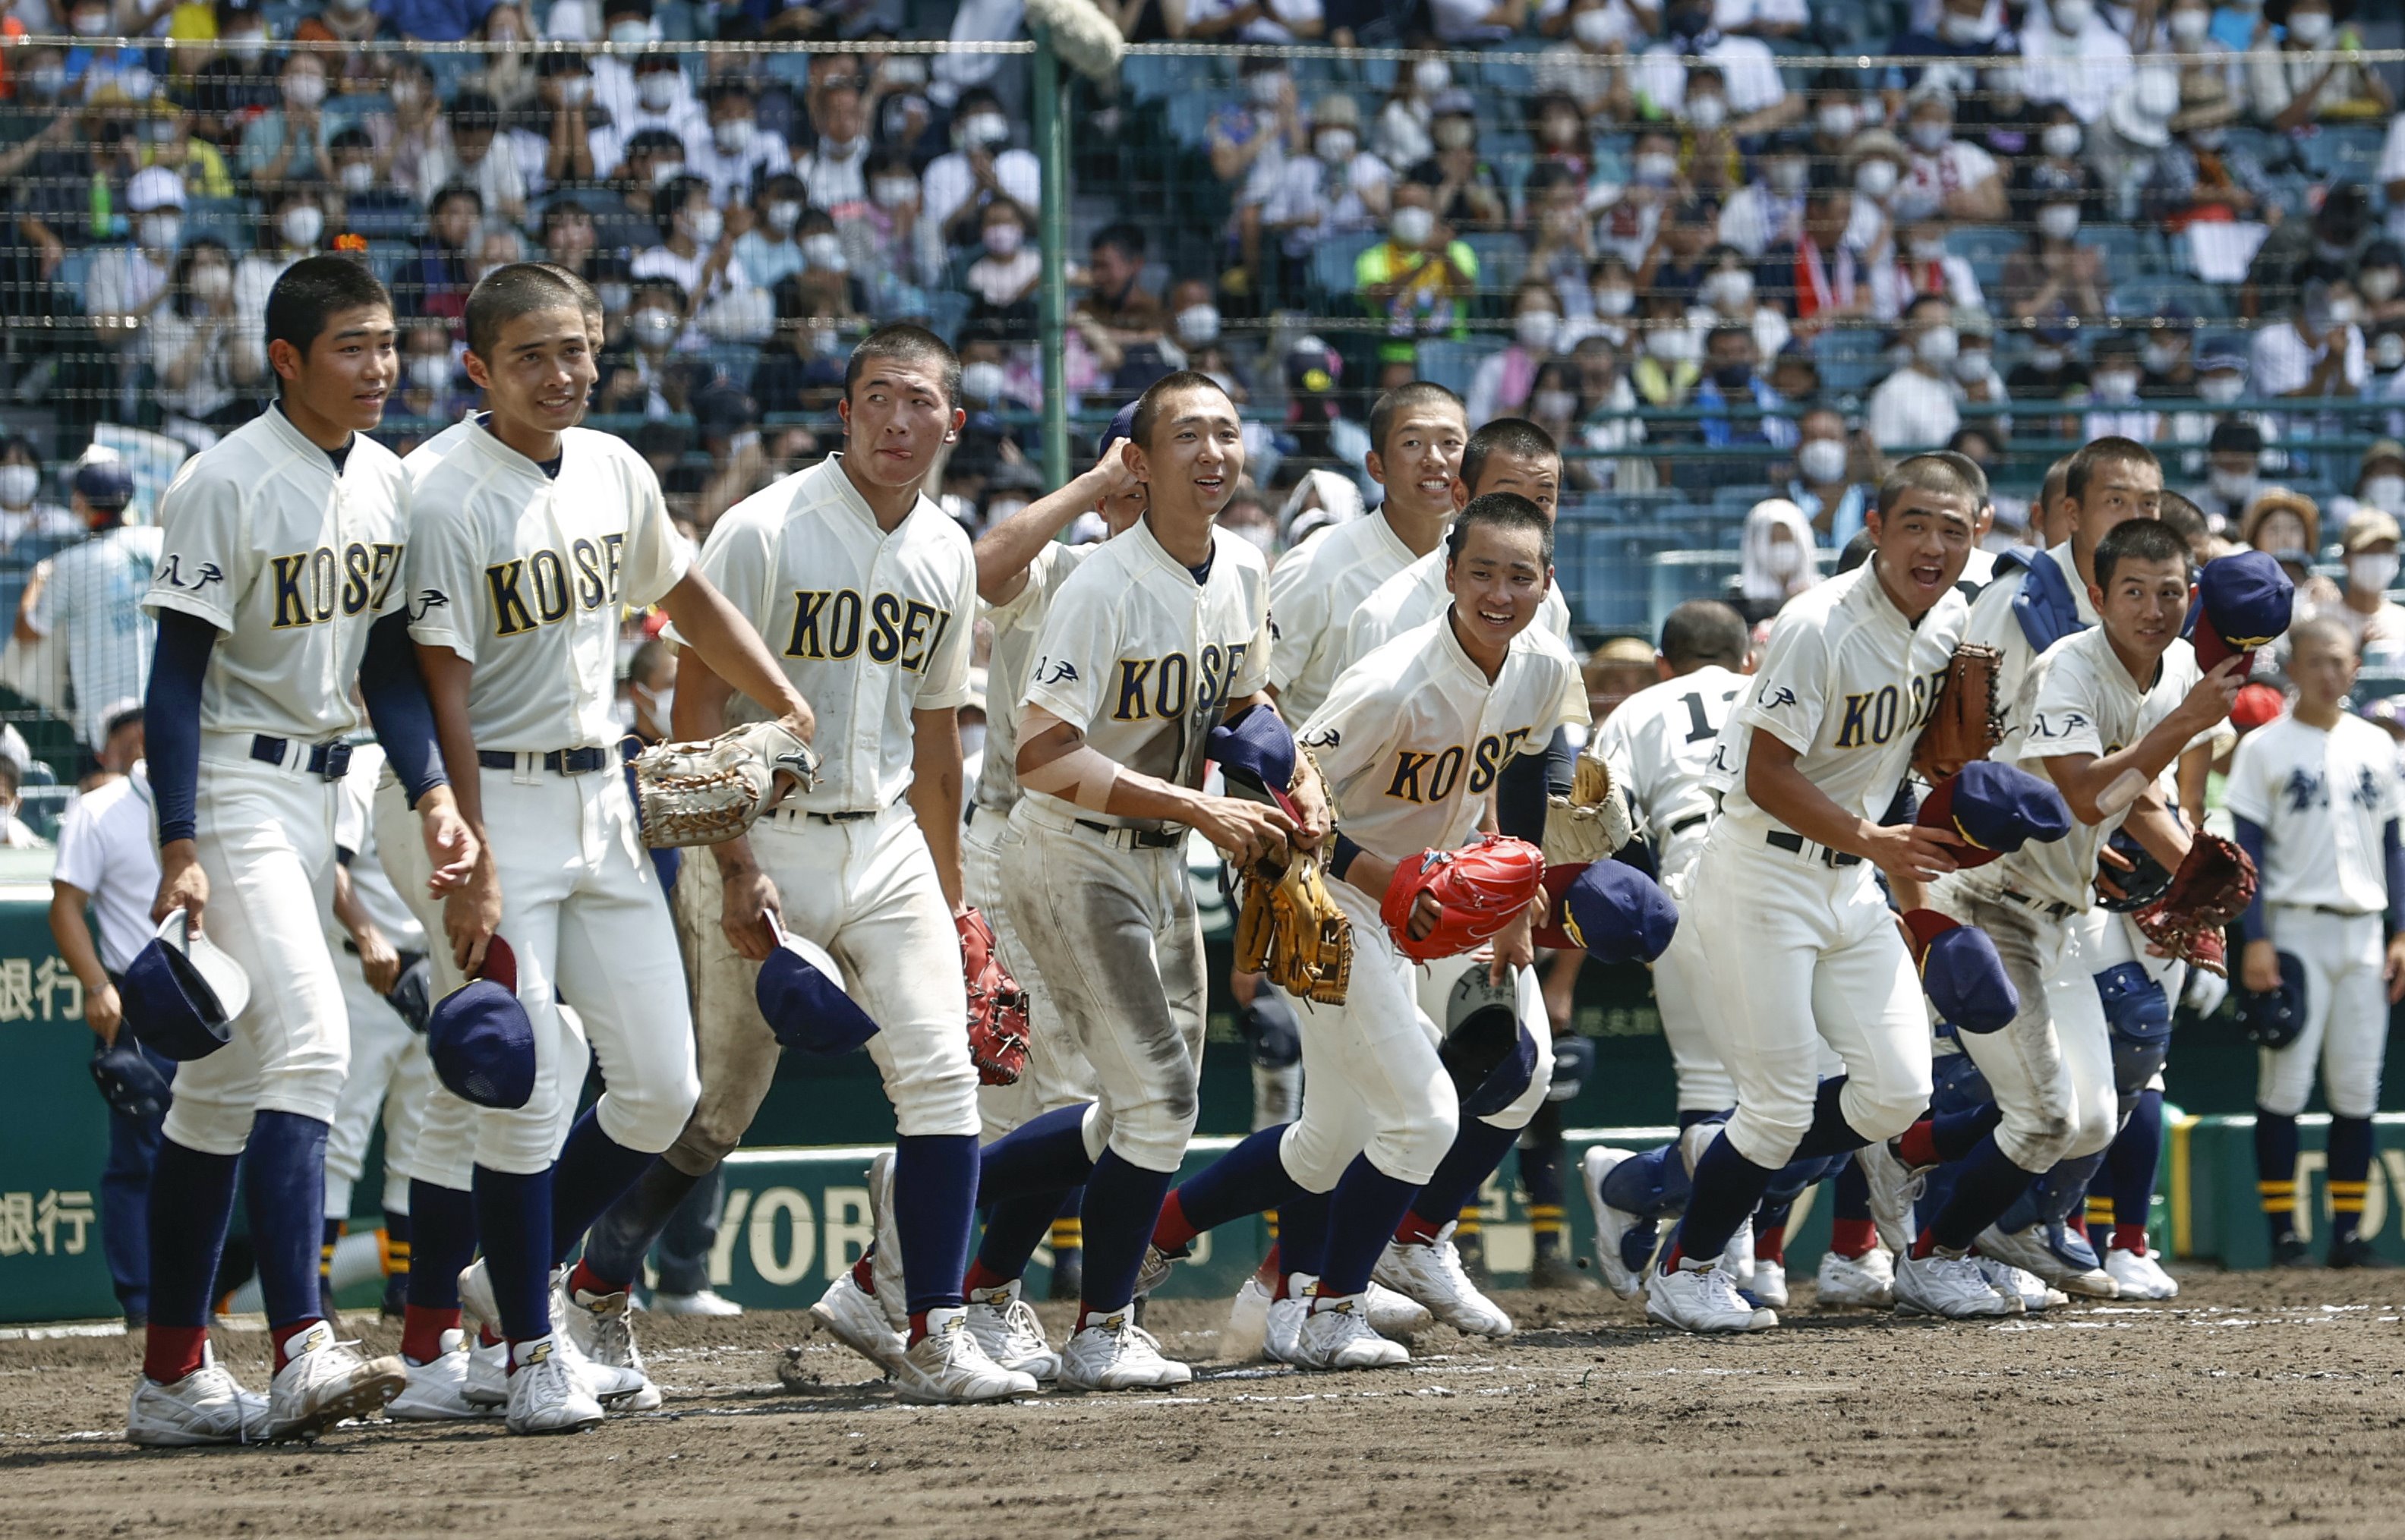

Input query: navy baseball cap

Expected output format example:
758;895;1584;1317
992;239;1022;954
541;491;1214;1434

1902;910;2019;1035
72;459;134;512
1209;702;1300;821
1530;860;1678;962
1916;761;2074;869
2189;550;2294;672
121;909;251;1062
2236;951;2306;1047
1096;400;1140;461
90;1037;172;1119
427;937;536;1109
755;932;879;1055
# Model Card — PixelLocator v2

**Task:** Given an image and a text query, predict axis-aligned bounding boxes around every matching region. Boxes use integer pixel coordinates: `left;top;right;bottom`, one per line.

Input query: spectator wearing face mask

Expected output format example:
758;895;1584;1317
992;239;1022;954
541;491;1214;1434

1757;186;1874;335
1867;293;1965;452
2250;0;2391;131
2308;509;2405;663
1265;94;1394;281
295;0;401;95
1897;87;2006;225
1070;222;1168;391
2369;328;2405;417
2019;0;2135;126
598;276;708;419
395;181;482;323
2337;440;2405;528
1354;180;1478;369
1165;276;1253;405
326;127;414;241
228;185;325;383
2247;183;2375;323
1212;58;1303;298
393;320;462;420
84;165;184;386
1372;54;1446;172
966;201;1041;342
1467;282;1565;429
1169;0;1326;43
1524;162;1599;298
1596;126;1682;273
1631;295;1704;417
2187;417;2268;531
2254;279;2368;399
793;80;871;213
925;87;1041;248
505;52;600;199
2084;332;2163;446
1694;324;1792;477
0;439;76;578
1728;496;1820;622
2009;104;2105;227
777;208;868;322
732;173;808;291
856;149;941;307
1689;243;1788;363
2003;320;2089;415
1415;90;1506;233
2141;72;2277;232
689;79;789;209
1784;405;1874;544
148;237;254;438
1716;129;1811;261
593;52;708;176
2243;486;2332;596
1880;215;1985;322
2001;192;2107;324
1889;0;2018;85
240;50;336;191
2353;243;2405;329
369;58;455;207
1633;0;1800;137
632;173;742;312
1948;304;2013;433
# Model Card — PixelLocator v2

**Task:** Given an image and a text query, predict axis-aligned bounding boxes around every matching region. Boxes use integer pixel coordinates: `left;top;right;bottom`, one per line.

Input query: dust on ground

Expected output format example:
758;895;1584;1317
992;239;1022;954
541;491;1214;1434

5;1268;2403;1539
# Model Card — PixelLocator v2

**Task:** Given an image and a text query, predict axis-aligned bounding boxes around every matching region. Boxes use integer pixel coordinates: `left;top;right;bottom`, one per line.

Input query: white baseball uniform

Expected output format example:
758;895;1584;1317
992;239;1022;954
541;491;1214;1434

1281;616;1584;1189
1963;540;2098;744
141;404;411;1156
1676;561;1967;1169
1010;518;1271;1172
405;421;698;1176
2226;710;2400;1120
969;538;1102;1139
1265;513;1428;726
1930;627;2203;1173
661;452;982;1170
323;742;435;1220
1590;664;1748;1113
1338;545;1574;675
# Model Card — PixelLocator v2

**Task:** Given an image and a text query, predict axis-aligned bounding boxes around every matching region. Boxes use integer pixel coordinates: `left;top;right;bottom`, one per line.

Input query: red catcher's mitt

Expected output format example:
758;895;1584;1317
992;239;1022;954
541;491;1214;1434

958;908;1029;1085
1379;834;1547;963
2132;832;2256;978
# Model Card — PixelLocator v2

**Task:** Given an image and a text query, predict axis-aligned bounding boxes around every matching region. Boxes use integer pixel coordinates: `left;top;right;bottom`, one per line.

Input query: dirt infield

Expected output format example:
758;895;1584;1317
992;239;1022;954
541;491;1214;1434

5;1268;2403;1539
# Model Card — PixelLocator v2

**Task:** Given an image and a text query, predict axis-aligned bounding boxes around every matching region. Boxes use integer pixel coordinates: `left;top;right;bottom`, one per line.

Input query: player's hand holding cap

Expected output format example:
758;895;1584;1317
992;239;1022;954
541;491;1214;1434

1915;761;2074;869
2188;550;2295;673
426;936;537;1108
1529;859;1678;962
1900;909;2019;1034
121;908;251;1061
1208;701;1302;824
90;1037;172;1118
2236;950;2307;1048
755;931;880;1055
2095;827;2174;911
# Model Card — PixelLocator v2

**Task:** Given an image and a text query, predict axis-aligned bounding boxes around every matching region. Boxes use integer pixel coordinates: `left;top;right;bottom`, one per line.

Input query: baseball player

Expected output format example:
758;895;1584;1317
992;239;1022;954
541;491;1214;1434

405;263;813;1434
318;739;433;1329
126;256;474;1447
2231;616;2405;1271
957;370;1325;1390
1647;454;1981;1334
1902;518;2238;1316
1144;493;1584;1368
575;323;1043;1406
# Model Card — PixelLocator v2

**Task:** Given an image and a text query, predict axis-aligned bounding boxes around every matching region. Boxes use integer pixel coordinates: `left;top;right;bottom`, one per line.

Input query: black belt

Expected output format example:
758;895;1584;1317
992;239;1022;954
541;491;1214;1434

2273;902;2378;918
252;735;352;779
1076;819;1184;849
1669;812;1709;836
2001;888;2079;920
477;745;618;774
807;807;881;824
1766;829;1860;868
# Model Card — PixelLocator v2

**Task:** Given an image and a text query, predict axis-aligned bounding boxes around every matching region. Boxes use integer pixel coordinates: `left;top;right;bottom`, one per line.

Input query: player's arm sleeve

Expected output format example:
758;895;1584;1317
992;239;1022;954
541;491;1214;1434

403;496;483;663
1728;613;1828;754
145;609;216;847
2385;818;2404;938
1019;568;1116;733
1492;726;1571;844
982;541;1061;634
1263;550;1327;697
358;611;446;804
1294;664;1389;795
1552;651;1590;732
912;556;978;712
2023;656;2106;761
2234;813;2268;945
142;463;247;632
617;453;695;612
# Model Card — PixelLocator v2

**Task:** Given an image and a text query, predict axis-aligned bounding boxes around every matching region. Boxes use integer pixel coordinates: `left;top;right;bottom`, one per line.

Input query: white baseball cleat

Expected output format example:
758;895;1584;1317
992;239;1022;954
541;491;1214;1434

1968;1256;2062;1312
1264;1292;1307;1365
464;1334;509;1407
812;1271;909;1375
1723;1220;1757;1292
1976;1224;2117;1299
965;1280;1061;1381
1225;1276;1275;1361
1133;1244;1177;1299
866;1150;907;1331
1294;1296;1410;1371
1855;1140;1930;1256
265;1321;408;1440
457;1258;500;1335
1747;1259;1789;1309
1364;1280;1432;1337
125;1345;269;1447
893;1309;1040;1404
559;1272;660;1409
1891;1252;2022;1318
503;1337;604;1435
1058;1313;1194;1390
1814;1247;1896;1309
387;1332;483;1421
1644;1259;1776;1334
2104;1247;2180;1300
650;1288;743;1318
1579;1145;1650;1299
1372;1224;1513;1338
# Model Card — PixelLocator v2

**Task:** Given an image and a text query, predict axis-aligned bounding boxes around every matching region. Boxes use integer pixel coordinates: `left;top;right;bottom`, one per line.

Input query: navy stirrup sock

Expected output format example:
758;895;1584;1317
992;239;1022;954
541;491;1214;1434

1669;1132;1779;1266
406;1179;478;1312
1077;1151;1177;1315
1927;1133;2044;1253
893;1133;979;1316
146;1140;240;1331
548;1109;663;1267
246;1110;332;1332
1160;1124;1299;1240
1318;1156;1423;1298
976;1102;1097;1203
1407;1116;1519;1228
473;1164;555;1340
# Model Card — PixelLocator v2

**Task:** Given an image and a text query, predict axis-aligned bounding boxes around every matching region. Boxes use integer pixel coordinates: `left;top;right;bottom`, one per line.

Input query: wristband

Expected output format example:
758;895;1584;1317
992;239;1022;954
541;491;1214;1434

1329;832;1363;885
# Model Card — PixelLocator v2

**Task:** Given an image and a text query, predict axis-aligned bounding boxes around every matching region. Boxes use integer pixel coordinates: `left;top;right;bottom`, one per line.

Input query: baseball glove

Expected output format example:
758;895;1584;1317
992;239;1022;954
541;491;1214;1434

1909;643;2004;781
1380;834;1547;964
1543;749;1636;865
957;907;1029;1086
1234;853;1352;1005
631;720;819;848
2132;832;2257;977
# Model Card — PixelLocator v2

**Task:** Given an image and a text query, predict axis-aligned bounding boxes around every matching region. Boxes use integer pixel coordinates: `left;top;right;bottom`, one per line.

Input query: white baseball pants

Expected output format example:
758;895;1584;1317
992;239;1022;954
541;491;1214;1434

2258;907;2389;1120
1653;852;1738;1114
161;739;348;1155
965;809;1099;1141
323;954;430;1216
1683;830;1934;1170
1001;799;1206;1173
1928;886;2117;1171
